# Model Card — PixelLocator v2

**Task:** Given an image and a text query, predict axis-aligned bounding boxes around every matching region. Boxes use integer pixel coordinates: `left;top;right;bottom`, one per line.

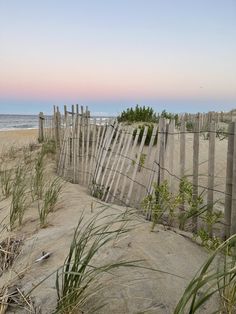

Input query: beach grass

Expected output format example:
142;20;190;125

54;209;140;313
10;165;28;230
0;168;13;198
31;151;45;201
38;177;63;228
174;235;236;313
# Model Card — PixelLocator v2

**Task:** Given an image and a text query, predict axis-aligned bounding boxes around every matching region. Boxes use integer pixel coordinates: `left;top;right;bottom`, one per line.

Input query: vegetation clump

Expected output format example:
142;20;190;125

142;180;180;230
10;165;28;230
55;210;139;313
142;178;222;250
118;105;158;123
160;110;179;125
38;177;63;228
186;121;194;132
174;235;236;313
0;168;13;198
118;106;180;145
42;139;56;155
31;152;45;200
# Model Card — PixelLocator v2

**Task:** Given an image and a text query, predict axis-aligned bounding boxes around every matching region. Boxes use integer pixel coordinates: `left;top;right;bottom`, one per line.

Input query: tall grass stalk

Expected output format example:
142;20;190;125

10;165;27;230
0;168;13;198
32;152;45;200
54;209;140;313
174;235;236;313
38;177;63;228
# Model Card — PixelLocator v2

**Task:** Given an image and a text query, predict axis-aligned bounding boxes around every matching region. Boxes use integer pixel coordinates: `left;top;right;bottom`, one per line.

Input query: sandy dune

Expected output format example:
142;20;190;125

0;129;38;152
0;129;219;313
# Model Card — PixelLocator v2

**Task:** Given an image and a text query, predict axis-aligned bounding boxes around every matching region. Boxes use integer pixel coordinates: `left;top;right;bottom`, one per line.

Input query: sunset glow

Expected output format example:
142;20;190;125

0;0;235;114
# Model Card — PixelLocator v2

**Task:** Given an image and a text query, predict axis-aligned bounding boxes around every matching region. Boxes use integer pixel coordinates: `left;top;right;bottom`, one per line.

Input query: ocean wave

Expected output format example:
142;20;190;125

0;127;38;132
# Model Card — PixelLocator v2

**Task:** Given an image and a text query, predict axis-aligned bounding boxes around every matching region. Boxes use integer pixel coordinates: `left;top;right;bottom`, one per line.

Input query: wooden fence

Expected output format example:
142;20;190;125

39;105;236;238
179;110;236;131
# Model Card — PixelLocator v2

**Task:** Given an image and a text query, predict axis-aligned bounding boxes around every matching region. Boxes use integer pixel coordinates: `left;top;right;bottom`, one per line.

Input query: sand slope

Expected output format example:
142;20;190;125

0;181;216;313
0;129;218;313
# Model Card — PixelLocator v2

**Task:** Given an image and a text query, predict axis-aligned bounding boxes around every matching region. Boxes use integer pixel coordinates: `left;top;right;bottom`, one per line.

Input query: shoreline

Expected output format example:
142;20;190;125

0;127;38;132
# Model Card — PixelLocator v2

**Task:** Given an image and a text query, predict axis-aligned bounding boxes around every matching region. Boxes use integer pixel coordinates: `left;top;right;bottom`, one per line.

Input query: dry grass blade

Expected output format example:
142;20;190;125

0;287;8;314
0;237;23;277
0;286;38;314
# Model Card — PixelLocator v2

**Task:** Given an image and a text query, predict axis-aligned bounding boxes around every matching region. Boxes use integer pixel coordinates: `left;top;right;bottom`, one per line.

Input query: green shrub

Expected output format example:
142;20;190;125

143;177;220;237
118;105;158;123
91;182;109;200
160;110;179;125
186;121;194;132
142;181;180;230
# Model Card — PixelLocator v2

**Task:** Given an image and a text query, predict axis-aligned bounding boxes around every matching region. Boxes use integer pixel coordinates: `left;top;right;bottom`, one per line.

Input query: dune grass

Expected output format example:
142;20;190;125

42;139;56;156
174;235;236;313
31;152;45;201
54;208;141;313
38;177;63;228
0;168;13;198
10;165;28;230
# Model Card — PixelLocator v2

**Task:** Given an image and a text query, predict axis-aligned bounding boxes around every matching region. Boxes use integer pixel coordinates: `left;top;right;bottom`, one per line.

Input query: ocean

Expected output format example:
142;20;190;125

0;114;39;131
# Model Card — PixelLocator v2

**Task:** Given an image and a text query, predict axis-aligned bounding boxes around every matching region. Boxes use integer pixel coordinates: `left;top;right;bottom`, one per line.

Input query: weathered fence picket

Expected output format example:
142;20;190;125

192;113;200;233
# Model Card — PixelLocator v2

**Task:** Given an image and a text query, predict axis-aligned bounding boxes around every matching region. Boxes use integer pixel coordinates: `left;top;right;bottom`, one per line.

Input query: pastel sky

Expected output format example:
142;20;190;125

0;0;235;115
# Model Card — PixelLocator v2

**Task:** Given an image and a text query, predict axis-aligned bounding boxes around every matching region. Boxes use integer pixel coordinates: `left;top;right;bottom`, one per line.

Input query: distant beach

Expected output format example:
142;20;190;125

0;128;38;152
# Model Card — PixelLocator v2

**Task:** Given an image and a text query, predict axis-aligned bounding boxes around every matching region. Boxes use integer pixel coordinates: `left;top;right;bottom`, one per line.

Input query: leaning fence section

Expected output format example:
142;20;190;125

38;106;236;238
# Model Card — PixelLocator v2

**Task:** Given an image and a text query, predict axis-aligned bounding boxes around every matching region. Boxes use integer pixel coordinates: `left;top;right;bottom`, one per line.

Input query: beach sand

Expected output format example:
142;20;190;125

0;129;218;313
0;129;38;151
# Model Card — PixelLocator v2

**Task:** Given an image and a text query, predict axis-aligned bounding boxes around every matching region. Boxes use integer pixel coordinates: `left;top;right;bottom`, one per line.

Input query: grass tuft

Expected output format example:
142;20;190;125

0;168;13;198
31;152;45;201
10;165;28;230
0;237;23;277
38;177;63;228
42;140;56;156
54;209;140;313
174;235;236;313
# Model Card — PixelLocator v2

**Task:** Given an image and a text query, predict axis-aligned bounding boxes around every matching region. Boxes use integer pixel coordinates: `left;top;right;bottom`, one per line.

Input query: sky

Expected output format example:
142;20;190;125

0;0;235;115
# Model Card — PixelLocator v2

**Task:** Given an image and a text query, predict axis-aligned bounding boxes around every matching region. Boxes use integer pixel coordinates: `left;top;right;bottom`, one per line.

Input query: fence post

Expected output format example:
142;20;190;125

166;119;175;193
64;105;67;124
224;123;235;238
179;118;186;214
54;107;60;148
192;113;200;233
230;122;236;235
159;118;166;184
207;119;216;237
70;105;75;168
180;118;186;180
38;112;44;143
